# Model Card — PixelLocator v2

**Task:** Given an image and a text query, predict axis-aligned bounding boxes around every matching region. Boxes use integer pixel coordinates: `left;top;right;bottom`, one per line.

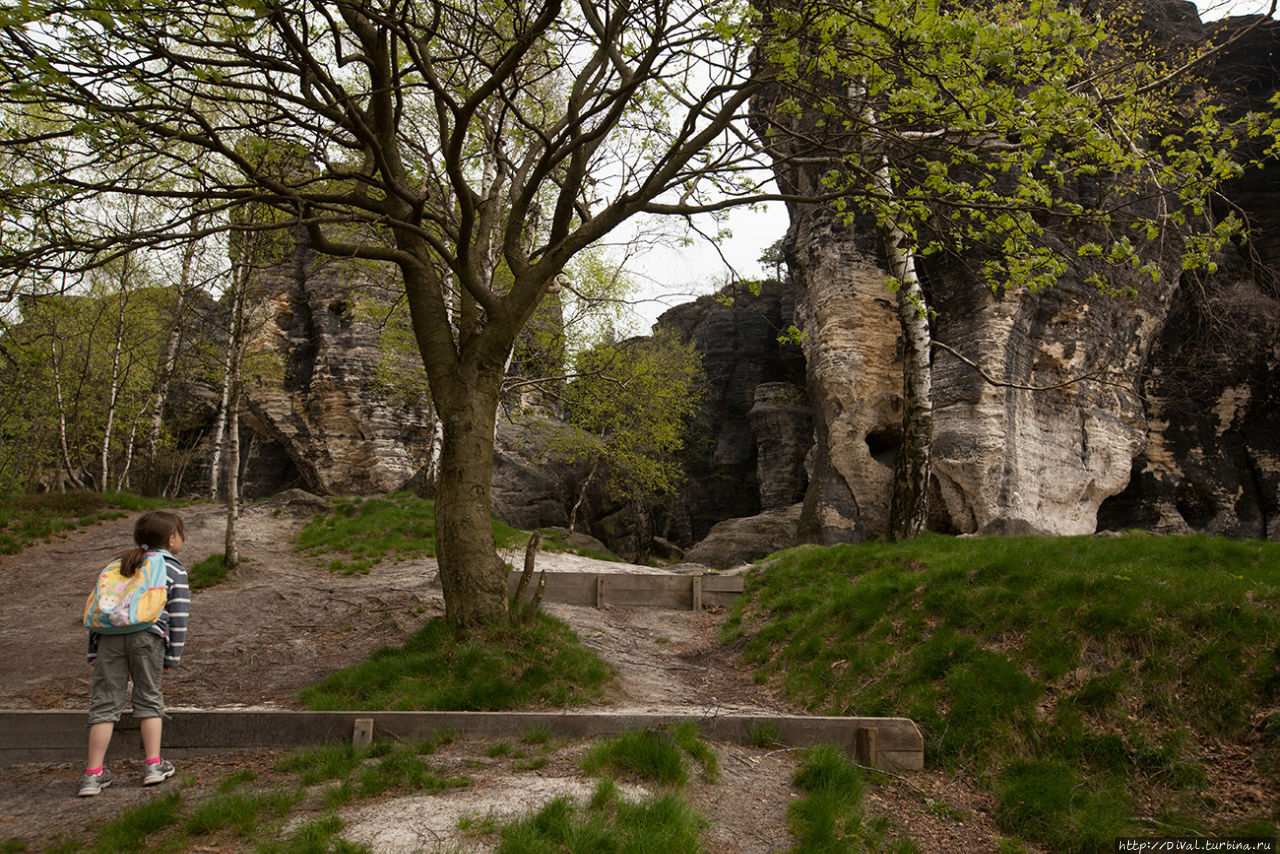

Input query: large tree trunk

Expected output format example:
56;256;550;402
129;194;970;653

433;378;509;630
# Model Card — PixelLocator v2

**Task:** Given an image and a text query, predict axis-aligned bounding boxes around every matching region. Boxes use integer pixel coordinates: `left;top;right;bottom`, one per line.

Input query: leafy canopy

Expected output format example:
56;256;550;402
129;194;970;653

760;0;1279;295
559;328;705;505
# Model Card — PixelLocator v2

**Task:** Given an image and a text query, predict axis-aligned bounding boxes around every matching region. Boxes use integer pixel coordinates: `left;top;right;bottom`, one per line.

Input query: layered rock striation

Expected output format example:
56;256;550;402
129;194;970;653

1099;11;1280;539
656;280;808;545
235;234;440;498
773;5;1280;542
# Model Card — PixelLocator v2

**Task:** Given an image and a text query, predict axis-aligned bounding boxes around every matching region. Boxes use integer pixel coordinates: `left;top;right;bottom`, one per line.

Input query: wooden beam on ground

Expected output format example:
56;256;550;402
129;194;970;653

430;570;745;610
0;710;923;772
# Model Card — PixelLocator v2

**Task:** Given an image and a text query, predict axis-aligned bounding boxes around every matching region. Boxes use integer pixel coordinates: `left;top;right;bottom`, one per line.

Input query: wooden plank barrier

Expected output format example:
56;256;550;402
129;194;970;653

0;710;924;772
428;570;745;611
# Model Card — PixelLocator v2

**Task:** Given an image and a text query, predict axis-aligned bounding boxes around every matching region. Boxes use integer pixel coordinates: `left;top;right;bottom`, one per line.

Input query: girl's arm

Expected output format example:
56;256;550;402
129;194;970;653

163;557;190;668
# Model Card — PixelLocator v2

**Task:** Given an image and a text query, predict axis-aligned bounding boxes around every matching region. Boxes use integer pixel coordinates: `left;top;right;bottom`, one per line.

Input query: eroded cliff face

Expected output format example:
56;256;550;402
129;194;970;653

785;210;1174;540
786;209;900;542
656;280;808;544
237;240;439;498
1099;14;1280;538
1099;267;1280;538
925;256;1172;537
778;5;1280;541
211;4;1276;551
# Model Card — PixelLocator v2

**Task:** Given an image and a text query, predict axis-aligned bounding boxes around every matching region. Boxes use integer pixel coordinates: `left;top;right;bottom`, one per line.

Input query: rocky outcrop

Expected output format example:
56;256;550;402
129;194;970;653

237;239;439;498
783;200;1164;541
1099;13;1280;539
490;415;585;531
683;504;804;569
785;209;902;542
925;256;1168;537
748;382;812;511
184;4;1276;552
775;6;1280;542
657;280;809;544
1098;269;1280;538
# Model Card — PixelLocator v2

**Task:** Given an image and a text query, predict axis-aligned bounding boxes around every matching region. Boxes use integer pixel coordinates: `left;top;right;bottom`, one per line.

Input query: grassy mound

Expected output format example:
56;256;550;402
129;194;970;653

300;614;613;711
296;492;510;574
294;491;614;574
0;490;174;554
724;533;1280;851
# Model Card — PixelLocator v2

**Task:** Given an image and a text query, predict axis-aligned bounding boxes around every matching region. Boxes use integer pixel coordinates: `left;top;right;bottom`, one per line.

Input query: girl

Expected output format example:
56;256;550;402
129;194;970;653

79;510;191;797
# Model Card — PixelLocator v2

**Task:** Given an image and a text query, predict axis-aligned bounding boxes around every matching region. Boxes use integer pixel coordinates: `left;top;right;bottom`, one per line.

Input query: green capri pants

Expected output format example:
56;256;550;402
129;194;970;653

87;630;166;725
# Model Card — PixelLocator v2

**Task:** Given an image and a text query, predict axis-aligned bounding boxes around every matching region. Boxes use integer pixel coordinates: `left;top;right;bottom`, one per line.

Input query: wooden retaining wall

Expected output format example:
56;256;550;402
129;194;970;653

430;569;746;610
0;710;924;773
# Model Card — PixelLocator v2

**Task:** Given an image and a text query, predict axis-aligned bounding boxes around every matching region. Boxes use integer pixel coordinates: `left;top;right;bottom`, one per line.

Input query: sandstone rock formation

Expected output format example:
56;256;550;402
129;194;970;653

683;504;804;570
1099;12;1280;539
784;209;902;542
490;415;586;531
774;6;1280;542
233;243;589;528
235;238;440;498
748;382;812;512
197;3;1277;555
656;280;808;544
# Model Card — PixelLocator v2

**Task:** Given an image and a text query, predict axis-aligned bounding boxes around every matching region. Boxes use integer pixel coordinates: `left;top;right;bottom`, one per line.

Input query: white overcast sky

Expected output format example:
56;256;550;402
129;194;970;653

620;0;1276;332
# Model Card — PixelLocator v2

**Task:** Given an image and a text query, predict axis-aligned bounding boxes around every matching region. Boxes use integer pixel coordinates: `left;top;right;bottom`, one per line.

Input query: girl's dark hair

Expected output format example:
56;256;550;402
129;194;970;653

120;510;184;576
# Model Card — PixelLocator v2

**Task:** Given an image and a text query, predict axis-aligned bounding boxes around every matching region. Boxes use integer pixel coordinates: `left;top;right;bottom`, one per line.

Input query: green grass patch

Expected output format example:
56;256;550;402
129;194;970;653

513;756;550;772
0;491;174;555
257;815;368;854
671;721;719;782
62;740;470;854
299;614;612;711
580;722;718;786
295;491;527;573
748;721;784;748
277;739;470;809
726;534;1280;852
496;780;706;853
459;813;500;837
188;553;231;590
996;759;1132;852
787;745;916;853
351;749;471;799
91;791;182;853
184;788;299;836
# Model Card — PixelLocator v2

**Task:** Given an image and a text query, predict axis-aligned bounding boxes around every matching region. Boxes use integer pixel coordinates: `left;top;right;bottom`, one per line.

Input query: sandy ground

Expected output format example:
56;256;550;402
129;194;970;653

0;498;1015;852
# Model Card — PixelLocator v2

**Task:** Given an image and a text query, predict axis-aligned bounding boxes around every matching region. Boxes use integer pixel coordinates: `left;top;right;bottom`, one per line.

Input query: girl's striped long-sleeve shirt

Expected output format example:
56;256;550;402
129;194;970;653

87;549;191;667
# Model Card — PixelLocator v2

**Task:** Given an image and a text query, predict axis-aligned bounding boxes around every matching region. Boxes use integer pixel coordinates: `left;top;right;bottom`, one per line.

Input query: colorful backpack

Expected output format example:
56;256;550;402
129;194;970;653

83;551;169;634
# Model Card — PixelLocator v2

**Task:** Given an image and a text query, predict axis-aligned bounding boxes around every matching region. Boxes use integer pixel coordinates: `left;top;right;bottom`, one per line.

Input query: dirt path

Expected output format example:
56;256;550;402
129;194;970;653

0;498;1014;852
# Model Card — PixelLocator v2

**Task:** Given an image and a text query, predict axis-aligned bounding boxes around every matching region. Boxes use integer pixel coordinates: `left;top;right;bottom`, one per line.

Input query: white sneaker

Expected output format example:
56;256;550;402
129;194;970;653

78;768;112;797
143;759;175;786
